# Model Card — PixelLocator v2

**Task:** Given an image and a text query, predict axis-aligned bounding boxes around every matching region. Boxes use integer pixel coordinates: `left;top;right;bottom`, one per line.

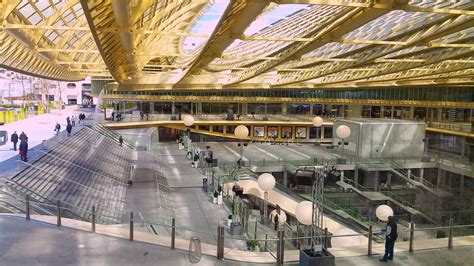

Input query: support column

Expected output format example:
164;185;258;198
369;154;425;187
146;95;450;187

149;102;155;113
386;173;392;190
283;169;288;188
354;168;359;188
171;102;176;114
281;103;287;115
351;105;362;118
374;171;380;191
197;102;202;114
419;169;424;183
309;104;314;115
407;169;412;180
340;170;344;182
241;103;248;115
437;169;442;188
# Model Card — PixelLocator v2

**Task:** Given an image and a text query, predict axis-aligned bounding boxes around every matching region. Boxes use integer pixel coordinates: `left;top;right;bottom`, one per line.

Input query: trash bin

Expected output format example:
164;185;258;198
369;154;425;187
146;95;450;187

188;236;201;263
202;178;208;192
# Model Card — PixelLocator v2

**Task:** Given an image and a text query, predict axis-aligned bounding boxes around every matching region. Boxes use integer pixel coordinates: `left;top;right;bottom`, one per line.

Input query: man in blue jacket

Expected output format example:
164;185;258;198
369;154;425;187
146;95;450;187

380;216;398;262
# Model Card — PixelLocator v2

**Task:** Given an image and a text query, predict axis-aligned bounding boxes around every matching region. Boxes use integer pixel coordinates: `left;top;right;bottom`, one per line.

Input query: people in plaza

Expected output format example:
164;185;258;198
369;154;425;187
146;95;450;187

111;111;115;121
19;137;28;162
66;116;71;126
71;115;76;126
55;122;61;135
11;131;19;151
380;216;398;262
66;123;72;136
119;136;123;146
140;111;144;120
19;131;27;142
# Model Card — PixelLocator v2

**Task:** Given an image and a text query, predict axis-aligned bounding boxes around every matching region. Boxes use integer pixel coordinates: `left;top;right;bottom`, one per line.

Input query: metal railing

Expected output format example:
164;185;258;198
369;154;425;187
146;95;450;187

1;190;473;264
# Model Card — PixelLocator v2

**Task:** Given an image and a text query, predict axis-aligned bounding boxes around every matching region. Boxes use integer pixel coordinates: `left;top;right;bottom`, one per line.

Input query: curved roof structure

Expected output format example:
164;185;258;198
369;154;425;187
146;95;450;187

1;0;473;89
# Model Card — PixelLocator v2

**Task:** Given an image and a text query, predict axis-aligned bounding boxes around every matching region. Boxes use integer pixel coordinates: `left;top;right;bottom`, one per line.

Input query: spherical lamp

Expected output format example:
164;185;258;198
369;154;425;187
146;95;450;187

270;210;287;224
312;116;323;127
234;125;249;139
336;125;351;139
376;205;394;222
295;201;313;225
183;115;195;127
257;173;275;192
331;228;361;247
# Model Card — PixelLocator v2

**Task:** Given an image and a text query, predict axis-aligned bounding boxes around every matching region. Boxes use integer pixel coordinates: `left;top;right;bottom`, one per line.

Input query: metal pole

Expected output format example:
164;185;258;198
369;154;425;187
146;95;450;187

57;200;61;226
324;227;328;249
91;206;96;233
171;218;176;249
129;212;134;241
448;216;453;249
368;224;372;256
264;234;268;251
409;220;415;253
26;195;30;220
217;225;224;259
277;229;284;265
263;191;268;223
254;219;258;239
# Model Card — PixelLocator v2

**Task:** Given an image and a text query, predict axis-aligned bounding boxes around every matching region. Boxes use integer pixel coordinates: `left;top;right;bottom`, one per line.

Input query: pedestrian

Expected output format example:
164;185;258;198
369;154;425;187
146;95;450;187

19;131;27;142
66;116;71;126
380;216;398;262
111;111;115;121
71;115;76;126
119;136;123;146
66;123;72;136
55;122;61;135
11;131;18;151
140;111;144;120
19;138;28;162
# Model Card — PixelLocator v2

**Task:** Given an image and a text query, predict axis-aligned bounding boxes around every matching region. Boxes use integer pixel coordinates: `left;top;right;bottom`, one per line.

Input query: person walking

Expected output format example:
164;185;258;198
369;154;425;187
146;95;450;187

380;216;398;262
19;131;27;142
11;131;19;151
71;115;76;126
66;123;72;136
55;122;61;135
19;138;28;162
66;116;71;126
119;136;123;146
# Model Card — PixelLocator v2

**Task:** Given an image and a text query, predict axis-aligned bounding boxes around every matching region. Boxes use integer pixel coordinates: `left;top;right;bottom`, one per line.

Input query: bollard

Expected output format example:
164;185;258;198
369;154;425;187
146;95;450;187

171;218;176;249
129;212;134;241
91;206;96;233
409;220;415;253
217;225;224;259
448;217;453;249
368;224;372;256
324;228;328;249
57;200;61;226
277;229;284;265
26;195;30;220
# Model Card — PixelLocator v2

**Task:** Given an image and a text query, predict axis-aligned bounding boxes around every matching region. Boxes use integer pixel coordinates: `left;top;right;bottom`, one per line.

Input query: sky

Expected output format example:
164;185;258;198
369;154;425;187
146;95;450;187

182;2;309;52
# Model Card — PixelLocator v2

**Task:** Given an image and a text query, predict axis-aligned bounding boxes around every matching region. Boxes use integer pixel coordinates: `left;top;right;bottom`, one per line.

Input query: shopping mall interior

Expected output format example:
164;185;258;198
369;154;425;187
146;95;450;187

0;0;473;265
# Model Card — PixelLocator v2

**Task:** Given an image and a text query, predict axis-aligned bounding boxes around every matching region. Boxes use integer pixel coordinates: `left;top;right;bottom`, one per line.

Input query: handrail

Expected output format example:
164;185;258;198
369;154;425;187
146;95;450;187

33;149;128;186
16;160;126;202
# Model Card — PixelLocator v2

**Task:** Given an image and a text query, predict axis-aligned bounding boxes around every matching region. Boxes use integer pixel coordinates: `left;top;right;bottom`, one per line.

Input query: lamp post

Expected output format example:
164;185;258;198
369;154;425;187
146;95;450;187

312;116;323;144
296;166;336;265
336;124;351;153
183;115;194;151
257;173;275;224
234;125;249;165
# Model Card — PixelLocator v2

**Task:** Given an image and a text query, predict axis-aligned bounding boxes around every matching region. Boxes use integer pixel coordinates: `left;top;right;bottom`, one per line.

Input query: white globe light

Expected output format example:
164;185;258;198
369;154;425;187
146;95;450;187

331;228;361;247
234;125;249;139
270;210;287;224
312;116;323;127
257;173;275;192
183;115;195;127
376;205;394;222
295;201;313;225
336;125;351;139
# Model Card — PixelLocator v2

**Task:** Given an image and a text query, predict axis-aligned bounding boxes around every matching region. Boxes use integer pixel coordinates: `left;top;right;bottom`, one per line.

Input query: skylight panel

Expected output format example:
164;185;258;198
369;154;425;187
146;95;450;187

244;4;310;36
182;0;229;53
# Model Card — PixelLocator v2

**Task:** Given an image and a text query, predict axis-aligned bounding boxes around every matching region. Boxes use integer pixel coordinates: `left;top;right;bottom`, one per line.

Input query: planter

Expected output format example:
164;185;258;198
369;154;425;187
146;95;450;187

217;195;223;205
299;249;335;266
212;197;217;204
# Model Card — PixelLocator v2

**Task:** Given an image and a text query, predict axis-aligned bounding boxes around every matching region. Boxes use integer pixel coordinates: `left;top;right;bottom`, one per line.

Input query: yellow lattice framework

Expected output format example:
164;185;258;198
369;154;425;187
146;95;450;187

1;0;473;89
